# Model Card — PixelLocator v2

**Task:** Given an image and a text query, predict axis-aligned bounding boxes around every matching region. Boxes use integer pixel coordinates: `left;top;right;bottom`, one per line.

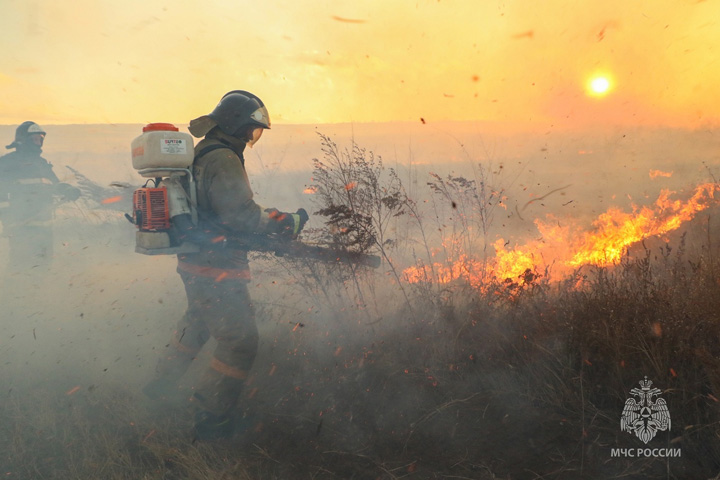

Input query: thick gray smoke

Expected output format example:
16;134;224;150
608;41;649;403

1;122;718;478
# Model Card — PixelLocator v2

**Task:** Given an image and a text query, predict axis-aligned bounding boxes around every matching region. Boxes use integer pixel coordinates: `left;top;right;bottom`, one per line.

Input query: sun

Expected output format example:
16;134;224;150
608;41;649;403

587;75;612;97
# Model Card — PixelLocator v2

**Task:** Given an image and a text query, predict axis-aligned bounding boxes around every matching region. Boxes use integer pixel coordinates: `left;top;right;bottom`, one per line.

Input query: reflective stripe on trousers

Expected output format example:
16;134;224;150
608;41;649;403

210;358;248;380
151;267;259;414
177;260;251;282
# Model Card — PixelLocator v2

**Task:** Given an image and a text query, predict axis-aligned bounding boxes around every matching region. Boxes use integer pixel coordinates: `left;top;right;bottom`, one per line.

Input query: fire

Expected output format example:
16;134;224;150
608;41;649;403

403;183;720;287
649;169;673;179
566;184;718;267
489;239;538;281
403;254;486;288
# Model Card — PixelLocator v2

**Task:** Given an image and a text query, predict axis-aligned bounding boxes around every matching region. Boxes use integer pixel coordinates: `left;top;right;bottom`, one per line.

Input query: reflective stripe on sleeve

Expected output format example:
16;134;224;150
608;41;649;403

290;213;300;234
16;178;54;185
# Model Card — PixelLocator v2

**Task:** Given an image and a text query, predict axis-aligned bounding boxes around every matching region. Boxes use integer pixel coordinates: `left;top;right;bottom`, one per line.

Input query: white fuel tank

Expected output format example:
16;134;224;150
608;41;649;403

131;123;194;177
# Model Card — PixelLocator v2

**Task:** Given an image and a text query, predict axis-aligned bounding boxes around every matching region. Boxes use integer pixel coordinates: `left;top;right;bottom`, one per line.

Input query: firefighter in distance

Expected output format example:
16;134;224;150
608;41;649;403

0;121;80;274
142;91;309;440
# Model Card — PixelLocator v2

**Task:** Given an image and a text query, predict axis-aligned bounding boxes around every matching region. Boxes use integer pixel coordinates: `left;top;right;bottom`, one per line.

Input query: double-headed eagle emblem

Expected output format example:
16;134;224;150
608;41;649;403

620;377;671;444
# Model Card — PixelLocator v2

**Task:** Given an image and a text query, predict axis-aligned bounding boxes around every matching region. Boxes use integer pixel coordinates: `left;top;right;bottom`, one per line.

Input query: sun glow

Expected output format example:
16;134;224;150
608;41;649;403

587;76;612;97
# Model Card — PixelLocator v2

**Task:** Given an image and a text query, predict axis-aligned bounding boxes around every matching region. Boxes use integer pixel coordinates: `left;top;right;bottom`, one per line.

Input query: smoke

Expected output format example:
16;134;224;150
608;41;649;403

2;122;720;477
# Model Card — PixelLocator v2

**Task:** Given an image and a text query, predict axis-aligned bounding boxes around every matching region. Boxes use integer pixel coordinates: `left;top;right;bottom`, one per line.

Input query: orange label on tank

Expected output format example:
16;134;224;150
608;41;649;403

132;145;145;158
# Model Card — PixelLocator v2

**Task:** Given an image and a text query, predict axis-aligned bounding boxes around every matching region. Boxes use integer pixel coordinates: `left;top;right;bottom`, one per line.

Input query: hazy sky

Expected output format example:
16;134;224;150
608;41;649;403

1;0;719;128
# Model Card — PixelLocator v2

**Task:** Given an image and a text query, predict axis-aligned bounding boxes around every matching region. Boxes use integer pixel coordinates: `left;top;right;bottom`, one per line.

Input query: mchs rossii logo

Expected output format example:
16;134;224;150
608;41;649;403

620;376;671;444
611;377;679;458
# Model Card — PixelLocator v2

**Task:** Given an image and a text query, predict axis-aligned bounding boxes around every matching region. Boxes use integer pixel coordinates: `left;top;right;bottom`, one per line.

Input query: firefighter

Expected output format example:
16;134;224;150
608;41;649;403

142;91;308;440
0;121;80;276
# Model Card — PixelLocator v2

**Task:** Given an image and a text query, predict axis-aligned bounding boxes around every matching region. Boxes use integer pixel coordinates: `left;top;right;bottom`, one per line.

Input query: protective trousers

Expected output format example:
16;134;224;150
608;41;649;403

153;268;259;416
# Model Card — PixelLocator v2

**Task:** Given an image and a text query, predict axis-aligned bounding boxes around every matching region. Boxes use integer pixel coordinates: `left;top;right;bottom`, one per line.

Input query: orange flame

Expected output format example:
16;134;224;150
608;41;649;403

403;254;486;288
489;239;538;282
565;184;718;267
404;183;720;287
649;169;673;179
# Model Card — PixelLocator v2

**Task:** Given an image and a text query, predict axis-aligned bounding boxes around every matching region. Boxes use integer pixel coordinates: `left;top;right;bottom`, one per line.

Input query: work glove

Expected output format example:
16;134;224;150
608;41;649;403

295;208;309;232
264;207;309;239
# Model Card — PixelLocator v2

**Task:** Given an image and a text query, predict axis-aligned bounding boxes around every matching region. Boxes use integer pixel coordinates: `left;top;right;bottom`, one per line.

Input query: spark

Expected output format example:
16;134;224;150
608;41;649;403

66;386;81;395
331;16;366;23
101;195;123;204
652;323;663;337
512;30;534;39
649;169;673;179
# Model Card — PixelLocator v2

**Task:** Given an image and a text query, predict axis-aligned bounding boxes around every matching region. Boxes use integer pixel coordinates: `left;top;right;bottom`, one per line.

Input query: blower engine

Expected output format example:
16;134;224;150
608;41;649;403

129;123;199;255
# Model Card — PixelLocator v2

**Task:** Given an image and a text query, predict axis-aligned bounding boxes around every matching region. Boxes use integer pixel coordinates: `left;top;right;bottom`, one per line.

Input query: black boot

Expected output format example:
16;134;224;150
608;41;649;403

193;410;234;441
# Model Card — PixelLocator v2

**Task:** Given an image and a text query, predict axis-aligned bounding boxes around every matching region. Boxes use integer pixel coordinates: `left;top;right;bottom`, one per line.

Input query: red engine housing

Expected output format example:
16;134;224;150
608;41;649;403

133;187;170;231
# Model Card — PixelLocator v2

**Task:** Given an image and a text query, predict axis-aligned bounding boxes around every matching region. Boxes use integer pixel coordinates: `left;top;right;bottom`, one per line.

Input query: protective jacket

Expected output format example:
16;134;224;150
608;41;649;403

149;129;275;418
177;129;287;281
0;148;61;229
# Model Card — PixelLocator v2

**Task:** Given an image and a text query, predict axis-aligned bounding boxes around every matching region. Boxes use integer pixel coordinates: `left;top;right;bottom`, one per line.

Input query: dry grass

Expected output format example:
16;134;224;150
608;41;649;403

3;138;720;478
3;227;720;479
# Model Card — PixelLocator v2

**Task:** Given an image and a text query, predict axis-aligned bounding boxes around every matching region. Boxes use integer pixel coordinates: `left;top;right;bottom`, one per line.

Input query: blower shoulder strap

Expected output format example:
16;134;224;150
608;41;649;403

195;143;231;160
191;142;236;230
195;141;246;167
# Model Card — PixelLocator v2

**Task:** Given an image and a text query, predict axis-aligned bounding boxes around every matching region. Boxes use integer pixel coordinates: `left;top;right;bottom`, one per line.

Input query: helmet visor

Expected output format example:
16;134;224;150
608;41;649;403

27;123;46;135
250;106;271;128
29;133;45;147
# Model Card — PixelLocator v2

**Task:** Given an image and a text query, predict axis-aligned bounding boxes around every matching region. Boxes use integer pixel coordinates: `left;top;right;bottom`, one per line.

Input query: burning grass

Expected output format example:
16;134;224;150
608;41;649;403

3;227;720;478
3;137;720;478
